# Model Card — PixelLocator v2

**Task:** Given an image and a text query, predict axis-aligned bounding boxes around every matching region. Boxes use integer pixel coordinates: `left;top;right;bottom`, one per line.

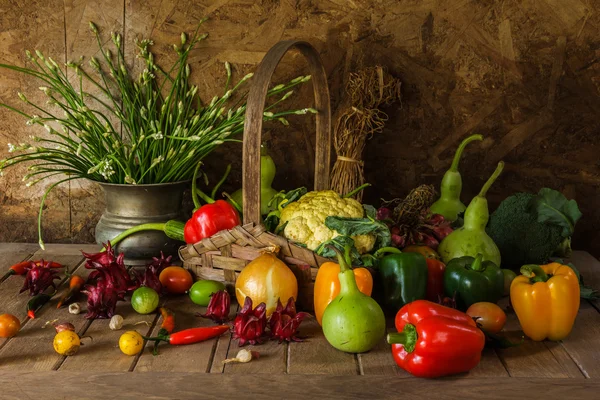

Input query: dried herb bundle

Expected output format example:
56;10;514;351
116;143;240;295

330;66;401;201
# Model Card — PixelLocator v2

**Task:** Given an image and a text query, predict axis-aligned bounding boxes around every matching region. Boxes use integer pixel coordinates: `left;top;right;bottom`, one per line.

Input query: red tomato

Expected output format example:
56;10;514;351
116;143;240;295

466;302;507;334
0;313;21;338
159;266;193;294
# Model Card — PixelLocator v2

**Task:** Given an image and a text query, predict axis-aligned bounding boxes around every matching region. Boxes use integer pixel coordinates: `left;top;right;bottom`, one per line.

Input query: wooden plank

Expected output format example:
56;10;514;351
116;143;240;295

134;295;219;373
57;300;157;372
0;373;599;399
0;243;39;281
358;327;407;376
209;304;238;373
0;258;90;372
495;309;584;378
288;317;357;375
223;335;287;375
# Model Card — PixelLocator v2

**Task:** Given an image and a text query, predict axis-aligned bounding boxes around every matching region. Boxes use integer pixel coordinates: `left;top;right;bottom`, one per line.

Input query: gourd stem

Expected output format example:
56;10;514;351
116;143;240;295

343;183;371;199
373;247;402;258
387;323;418;353
479;161;504;197
329;245;351;273
211;164;232;200
470;253;484;271
521;264;549;283
450;134;483;172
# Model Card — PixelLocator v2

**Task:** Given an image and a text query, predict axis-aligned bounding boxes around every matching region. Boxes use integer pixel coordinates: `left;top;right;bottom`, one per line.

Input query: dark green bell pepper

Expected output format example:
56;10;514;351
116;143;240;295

376;248;428;312
444;253;504;310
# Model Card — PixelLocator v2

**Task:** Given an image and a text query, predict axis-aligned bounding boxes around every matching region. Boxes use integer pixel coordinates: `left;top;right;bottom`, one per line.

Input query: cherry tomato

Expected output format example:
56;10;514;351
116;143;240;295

159;266;193;294
0;314;20;338
466;302;507;334
189;280;226;306
131;287;160;314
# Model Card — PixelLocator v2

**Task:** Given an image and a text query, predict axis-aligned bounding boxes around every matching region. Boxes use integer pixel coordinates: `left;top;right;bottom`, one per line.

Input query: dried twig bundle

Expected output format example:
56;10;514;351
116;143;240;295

330;66;401;201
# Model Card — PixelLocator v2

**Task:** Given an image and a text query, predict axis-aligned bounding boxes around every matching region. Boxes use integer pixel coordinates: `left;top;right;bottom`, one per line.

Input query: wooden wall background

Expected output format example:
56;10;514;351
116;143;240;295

0;0;599;257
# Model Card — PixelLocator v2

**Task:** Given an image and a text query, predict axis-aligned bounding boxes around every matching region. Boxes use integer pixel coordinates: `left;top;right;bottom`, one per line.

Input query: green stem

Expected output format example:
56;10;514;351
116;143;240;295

373;247;402;258
479;161;504;198
450;134;483;172
210;164;231;200
520;264;550;283
195;189;215;205
191;162;203;209
328;245;351;273
343;183;371;198
470;253;484;271
223;192;242;213
386;323;417;353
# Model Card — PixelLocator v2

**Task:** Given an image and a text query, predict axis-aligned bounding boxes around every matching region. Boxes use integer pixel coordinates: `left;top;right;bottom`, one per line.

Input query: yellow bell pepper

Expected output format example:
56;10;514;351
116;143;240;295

510;263;580;341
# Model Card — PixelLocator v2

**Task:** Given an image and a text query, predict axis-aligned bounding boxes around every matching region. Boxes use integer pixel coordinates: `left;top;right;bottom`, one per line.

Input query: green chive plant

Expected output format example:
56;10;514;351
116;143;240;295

0;18;315;249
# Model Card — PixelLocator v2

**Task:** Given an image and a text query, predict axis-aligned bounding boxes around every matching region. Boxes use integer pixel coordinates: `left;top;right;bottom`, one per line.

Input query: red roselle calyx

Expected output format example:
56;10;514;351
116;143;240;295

19;260;61;296
199;290;231;324
132;252;172;293
232;297;267;346
269;297;309;343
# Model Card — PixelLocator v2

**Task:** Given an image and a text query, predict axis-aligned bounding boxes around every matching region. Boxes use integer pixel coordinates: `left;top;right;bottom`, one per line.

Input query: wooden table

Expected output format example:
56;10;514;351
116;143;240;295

1;243;599;399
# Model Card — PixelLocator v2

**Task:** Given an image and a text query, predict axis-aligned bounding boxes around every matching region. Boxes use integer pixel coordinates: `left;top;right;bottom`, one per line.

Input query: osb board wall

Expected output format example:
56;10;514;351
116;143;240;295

0;1;599;257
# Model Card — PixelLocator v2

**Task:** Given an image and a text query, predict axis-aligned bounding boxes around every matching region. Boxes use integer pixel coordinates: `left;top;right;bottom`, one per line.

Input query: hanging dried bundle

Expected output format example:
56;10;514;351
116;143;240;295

330;66;401;201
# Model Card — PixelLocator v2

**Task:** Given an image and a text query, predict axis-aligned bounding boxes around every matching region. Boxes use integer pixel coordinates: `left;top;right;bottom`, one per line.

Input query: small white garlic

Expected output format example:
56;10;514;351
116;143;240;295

68;303;81;315
222;349;259;365
109;315;124;330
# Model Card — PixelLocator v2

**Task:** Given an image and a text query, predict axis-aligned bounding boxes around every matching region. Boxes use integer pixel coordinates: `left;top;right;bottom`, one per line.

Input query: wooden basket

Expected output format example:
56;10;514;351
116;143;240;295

179;40;332;311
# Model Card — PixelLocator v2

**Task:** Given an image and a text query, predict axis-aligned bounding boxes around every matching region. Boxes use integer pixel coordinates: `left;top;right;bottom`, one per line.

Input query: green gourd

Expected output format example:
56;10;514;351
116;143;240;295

438;161;504;266
430;134;483;222
229;147;279;215
322;246;386;353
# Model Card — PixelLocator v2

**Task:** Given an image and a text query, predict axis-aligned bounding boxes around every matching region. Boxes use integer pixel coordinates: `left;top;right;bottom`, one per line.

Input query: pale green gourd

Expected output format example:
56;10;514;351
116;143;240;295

438;161;504;266
322;246;386;353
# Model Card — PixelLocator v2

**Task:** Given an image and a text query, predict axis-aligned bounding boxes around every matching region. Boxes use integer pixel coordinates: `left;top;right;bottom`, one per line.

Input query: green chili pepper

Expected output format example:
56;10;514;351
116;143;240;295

443;253;504;310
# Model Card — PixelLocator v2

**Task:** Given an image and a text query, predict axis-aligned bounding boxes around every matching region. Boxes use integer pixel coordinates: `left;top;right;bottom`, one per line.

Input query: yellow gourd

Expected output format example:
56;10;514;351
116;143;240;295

235;251;298;316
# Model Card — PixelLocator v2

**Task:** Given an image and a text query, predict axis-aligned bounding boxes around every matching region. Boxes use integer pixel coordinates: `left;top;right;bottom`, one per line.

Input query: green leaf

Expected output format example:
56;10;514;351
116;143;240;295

324;216;391;250
363;204;377;219
530;188;582;237
315;235;361;263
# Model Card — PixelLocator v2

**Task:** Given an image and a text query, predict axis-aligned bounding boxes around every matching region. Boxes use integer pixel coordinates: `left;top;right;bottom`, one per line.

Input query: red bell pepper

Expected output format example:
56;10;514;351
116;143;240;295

183;164;241;244
425;259;446;302
387;300;485;378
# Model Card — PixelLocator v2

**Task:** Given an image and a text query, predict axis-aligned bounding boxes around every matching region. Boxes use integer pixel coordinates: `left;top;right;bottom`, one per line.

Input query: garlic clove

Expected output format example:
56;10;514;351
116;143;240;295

68;303;81;315
109;315;124;330
222;349;259;365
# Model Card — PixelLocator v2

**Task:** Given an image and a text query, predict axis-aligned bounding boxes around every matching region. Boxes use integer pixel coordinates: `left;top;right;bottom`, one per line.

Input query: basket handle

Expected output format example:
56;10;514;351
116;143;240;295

242;40;331;225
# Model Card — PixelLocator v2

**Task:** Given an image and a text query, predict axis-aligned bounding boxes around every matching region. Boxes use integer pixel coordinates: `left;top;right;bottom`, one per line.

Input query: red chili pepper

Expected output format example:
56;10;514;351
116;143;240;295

27;293;53;319
387;300;485;378
183;163;240;244
425;259;446;302
1;260;63;283
56;275;85;308
144;325;229;355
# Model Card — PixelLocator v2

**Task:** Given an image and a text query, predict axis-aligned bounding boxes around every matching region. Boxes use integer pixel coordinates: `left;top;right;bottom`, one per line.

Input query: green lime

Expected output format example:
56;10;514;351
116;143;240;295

189;280;226;306
501;269;518;297
131;287;160;314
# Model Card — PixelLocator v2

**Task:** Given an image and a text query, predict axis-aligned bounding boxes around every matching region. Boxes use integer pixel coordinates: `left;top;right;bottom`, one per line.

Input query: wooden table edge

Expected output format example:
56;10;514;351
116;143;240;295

0;372;598;399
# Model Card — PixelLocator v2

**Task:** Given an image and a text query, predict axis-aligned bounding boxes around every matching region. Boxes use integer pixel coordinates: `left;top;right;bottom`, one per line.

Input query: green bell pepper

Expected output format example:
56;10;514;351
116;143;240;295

376;248;428;312
444;253;504;310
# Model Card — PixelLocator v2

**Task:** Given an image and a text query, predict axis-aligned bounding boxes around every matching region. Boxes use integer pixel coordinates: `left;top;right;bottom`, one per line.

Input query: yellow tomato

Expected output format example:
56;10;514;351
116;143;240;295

53;330;81;356
119;331;144;356
235;252;298;316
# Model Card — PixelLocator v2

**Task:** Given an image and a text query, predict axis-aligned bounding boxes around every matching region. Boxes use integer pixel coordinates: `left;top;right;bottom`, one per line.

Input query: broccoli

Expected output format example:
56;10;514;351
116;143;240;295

486;189;581;270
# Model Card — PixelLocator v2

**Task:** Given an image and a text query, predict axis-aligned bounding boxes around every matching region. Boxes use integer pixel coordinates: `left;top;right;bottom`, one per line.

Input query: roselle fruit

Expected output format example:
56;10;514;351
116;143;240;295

199;290;231;324
19;260;61;296
132;252;172;293
232;297;267;346
269;297;309;343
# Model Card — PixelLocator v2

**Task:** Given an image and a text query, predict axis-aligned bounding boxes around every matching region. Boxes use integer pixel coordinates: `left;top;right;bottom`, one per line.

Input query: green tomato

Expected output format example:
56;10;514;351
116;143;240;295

189;280;226;306
131;287;160;314
502;269;517;296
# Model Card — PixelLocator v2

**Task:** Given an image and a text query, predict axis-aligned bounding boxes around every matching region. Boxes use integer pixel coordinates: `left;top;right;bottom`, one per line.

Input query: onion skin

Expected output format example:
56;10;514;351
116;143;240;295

54;322;75;333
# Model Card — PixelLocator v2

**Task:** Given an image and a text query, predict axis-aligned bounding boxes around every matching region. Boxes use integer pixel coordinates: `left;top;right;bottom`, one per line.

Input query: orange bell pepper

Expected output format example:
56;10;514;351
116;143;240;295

314;261;373;325
510;262;580;341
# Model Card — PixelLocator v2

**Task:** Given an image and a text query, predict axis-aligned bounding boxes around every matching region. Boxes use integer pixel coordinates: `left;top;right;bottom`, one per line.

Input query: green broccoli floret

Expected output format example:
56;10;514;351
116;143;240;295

486;193;567;270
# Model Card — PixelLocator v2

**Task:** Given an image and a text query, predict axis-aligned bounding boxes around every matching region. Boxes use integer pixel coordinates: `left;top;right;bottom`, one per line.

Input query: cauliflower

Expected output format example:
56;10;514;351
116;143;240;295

277;190;376;254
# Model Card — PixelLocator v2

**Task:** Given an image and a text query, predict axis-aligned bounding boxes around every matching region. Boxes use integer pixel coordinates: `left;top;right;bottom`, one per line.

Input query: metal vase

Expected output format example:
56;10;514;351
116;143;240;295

95;180;188;265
